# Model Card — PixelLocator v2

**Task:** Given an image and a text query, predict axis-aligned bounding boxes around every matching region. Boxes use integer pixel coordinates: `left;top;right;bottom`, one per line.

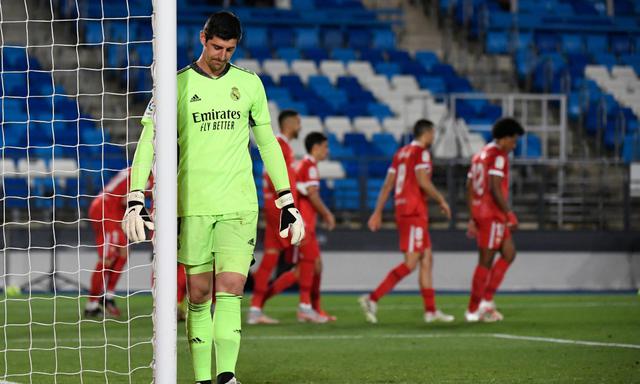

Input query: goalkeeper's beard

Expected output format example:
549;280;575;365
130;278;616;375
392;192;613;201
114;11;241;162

206;58;227;75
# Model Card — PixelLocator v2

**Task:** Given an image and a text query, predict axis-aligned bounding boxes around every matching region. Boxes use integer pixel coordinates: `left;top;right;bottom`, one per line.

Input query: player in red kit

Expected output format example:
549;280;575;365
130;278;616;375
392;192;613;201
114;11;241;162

248;110;301;325
464;117;524;322
260;132;335;323
85;169;154;317
359;119;454;324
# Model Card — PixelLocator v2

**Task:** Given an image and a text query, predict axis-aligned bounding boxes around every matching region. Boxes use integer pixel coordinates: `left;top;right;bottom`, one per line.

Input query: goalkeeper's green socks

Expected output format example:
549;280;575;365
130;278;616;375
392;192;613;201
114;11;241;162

213;292;242;379
187;299;213;382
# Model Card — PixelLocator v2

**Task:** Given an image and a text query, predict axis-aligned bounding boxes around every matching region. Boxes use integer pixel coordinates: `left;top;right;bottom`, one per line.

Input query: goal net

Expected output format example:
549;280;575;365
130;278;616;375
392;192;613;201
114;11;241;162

0;0;168;382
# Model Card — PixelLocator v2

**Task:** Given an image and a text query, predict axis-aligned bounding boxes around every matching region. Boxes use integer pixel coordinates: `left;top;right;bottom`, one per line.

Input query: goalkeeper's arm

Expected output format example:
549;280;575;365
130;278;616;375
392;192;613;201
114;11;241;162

123;100;156;242
253;123;305;245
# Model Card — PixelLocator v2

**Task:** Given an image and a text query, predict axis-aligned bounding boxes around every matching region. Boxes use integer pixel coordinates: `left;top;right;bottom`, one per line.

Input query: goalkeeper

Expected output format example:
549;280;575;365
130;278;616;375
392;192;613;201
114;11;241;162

123;11;304;384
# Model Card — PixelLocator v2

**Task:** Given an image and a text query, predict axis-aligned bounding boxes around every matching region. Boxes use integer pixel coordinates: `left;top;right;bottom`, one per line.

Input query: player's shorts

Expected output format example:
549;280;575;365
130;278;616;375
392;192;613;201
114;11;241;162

474;217;511;250
396;215;431;253
88;205;126;261
263;205;291;250
298;231;320;263
177;211;258;276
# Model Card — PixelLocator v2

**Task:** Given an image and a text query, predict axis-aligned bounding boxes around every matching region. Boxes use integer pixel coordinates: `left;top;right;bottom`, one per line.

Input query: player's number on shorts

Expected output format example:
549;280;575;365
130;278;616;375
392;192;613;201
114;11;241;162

471;163;485;196
395;163;407;195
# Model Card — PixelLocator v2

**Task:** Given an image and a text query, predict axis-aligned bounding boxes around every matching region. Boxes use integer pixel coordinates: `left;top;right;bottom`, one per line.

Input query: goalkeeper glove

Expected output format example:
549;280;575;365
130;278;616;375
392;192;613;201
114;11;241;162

275;191;305;246
506;211;518;229
122;190;154;242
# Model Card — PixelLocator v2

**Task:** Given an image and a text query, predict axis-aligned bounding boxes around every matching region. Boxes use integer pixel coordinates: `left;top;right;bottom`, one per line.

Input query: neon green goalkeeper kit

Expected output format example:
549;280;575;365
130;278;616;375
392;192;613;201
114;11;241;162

130;62;290;215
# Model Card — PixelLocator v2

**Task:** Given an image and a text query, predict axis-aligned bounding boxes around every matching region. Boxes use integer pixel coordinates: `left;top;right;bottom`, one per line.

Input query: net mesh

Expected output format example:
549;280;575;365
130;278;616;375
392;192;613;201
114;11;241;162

1;0;155;382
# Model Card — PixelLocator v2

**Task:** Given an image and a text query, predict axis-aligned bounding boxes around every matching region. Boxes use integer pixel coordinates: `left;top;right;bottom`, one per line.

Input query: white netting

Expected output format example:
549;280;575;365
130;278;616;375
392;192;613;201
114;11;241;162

1;0;155;382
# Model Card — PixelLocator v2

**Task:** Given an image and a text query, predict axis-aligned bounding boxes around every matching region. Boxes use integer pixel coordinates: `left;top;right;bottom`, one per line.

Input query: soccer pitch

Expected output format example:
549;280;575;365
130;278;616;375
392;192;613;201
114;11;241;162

1;293;638;383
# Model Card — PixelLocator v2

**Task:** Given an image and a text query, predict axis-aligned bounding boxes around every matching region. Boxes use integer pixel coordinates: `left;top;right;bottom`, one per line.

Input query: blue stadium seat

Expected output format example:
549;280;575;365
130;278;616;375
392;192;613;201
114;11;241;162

105;20;128;43
248;47;272;62
372;29;396;50
535;33;559;53
347;28;371;50
3;99;28;122
515;134;542;158
3;178;29;210
586;34;608;54
331;48;357;63
359;48;385;65
302;47;329;63
367;102;393;121
3;73;27;97
486;31;509;54
130;42;153;66
296;28;320;50
610;34;632;55
371;132;398;156
244;27;268;49
334;178;360;210
82;20;103;44
561;34;585;54
276;47;301;64
270;27;295;47
374;62;400;78
512;32;533;51
418;76;447;94
322;28;344;50
2;47;28;71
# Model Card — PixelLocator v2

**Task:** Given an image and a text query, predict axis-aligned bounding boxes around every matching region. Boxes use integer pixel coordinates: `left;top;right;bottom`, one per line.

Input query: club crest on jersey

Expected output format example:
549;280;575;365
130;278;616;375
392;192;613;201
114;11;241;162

230;87;240;101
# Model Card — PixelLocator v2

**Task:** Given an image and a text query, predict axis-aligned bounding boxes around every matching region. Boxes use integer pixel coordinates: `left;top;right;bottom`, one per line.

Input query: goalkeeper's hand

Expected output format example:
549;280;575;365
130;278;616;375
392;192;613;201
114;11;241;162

275;191;305;246
122;190;154;242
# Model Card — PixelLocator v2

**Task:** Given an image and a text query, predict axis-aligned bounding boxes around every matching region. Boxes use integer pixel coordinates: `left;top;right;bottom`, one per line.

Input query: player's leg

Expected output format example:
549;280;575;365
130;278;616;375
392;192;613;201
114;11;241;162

480;231;514;320
210;211;257;384
419;247;454;323
297;235;327;323
262;262;298;304
86;211;111;317
311;256;336;321
104;224;128;317
179;217;216;383
247;245;281;325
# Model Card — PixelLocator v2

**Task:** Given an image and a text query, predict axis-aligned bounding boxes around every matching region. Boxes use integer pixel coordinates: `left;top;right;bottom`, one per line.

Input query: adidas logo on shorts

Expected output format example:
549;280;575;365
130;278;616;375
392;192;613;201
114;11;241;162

190;94;201;102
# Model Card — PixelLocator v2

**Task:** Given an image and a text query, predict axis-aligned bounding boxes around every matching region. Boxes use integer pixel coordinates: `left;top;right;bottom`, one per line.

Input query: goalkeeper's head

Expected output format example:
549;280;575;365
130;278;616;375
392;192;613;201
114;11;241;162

305;132;329;161
413;119;435;148
491;117;524;153
199;11;242;75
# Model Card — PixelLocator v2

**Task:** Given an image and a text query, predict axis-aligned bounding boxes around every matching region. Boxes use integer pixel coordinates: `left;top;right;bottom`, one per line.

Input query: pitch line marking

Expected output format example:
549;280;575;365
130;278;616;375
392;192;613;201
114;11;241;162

4;332;640;350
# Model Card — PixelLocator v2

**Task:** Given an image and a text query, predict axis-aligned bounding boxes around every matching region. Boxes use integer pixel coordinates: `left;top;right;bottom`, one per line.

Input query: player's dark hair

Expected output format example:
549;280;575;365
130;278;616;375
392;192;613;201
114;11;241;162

413;119;434;139
278;109;299;128
203;11;242;42
492;117;525;139
305;132;328;154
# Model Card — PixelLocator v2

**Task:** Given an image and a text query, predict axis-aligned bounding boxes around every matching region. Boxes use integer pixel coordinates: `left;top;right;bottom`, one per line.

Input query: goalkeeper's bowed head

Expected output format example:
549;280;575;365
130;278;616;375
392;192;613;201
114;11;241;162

275;191;305;245
122;190;154;242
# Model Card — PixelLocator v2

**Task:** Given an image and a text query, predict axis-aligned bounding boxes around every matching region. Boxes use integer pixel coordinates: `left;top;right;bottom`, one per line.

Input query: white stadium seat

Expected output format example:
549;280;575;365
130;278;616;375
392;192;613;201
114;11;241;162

262;59;290;82
291;60;318;84
324;116;353;141
233;59;261;74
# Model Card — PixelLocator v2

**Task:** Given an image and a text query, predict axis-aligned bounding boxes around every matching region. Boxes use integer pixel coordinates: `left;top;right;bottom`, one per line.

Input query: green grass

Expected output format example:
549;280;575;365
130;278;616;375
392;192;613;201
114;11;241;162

1;293;639;383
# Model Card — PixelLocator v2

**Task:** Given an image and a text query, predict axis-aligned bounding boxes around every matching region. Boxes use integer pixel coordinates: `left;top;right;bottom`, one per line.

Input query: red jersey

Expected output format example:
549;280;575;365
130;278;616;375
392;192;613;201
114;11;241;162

295;155;320;233
389;141;431;218
262;135;297;209
89;168;153;220
467;142;510;220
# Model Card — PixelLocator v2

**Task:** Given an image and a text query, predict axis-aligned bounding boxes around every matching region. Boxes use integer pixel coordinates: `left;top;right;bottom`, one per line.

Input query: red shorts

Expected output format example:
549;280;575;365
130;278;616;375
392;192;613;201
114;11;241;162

298;232;320;262
396;216;431;253
89;204;126;260
263;206;292;251
474;217;511;250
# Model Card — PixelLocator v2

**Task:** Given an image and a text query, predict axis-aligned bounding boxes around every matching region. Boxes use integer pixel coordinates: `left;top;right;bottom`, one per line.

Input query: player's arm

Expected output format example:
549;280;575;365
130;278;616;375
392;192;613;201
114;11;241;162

367;170;395;232
251;75;304;244
465;176;477;238
489;175;518;228
123;100;155;242
306;185;335;230
415;168;451;220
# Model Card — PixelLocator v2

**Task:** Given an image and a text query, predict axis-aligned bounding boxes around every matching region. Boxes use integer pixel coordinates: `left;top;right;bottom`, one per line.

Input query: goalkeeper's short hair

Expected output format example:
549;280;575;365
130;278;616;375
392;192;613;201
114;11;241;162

203;11;242;42
413;119;434;139
304;132;327;154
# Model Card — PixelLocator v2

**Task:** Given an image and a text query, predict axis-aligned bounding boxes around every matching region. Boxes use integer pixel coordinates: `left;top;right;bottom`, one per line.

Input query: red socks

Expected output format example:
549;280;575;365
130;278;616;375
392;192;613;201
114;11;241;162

89;261;106;301
421;288;436;313
468;265;490;312
483;258;511;302
250;250;280;308
298;259;316;305
106;256;127;292
370;263;411;302
263;270;297;305
311;272;322;311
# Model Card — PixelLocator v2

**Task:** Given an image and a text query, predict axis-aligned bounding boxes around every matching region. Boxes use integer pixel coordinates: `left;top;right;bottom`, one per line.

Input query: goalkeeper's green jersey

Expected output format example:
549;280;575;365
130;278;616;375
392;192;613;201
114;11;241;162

132;62;290;217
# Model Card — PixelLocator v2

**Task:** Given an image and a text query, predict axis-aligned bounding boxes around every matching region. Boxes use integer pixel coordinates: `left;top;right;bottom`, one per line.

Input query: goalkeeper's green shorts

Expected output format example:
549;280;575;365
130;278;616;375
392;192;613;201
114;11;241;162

177;211;258;276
